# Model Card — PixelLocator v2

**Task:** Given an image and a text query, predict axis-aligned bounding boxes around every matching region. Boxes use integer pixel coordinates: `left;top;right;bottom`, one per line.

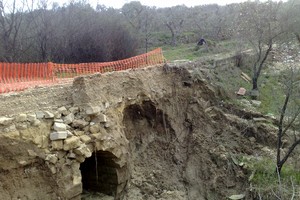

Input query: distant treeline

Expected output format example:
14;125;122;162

0;0;299;63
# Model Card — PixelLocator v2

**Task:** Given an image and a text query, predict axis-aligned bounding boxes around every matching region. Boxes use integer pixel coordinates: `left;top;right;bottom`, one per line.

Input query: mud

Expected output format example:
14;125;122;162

0;62;278;200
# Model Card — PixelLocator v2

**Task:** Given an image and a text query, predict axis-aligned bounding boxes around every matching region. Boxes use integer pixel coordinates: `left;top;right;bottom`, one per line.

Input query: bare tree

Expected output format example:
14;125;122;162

276;56;300;175
0;0;26;62
286;0;300;45
163;6;187;46
276;38;300;175
121;2;155;53
27;0;56;61
236;1;283;97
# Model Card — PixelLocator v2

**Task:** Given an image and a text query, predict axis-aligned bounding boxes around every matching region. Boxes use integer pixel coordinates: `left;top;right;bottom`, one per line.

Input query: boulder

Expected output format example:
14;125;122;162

80;135;92;144
16;114;27;122
72;119;89;128
0;116;14;125
251;100;262;107
75;156;85;163
33;135;48;148
16;123;28;130
57;106;69;116
4;124;17;132
85;105;101;115
27;114;37;122
27;150;37;157
89;124;100;134
64;136;81;151
74;130;85;136
35;111;45;119
54;119;64;123
48;164;57;174
32;119;41;127
53;122;67;131
65;183;82;199
44;111;54;119
4;130;20;139
236;87;246;96
98;113;107;123
64;113;75;125
45;154;58;164
51;140;64;150
50;131;68;140
69;107;79;114
74;144;92;158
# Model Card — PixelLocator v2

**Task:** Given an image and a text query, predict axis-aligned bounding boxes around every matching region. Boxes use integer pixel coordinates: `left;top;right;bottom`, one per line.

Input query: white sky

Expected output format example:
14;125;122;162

2;0;286;11
58;0;286;8
91;0;249;8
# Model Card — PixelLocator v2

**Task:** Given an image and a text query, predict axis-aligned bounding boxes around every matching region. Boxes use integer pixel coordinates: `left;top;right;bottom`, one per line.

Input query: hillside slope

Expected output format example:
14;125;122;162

0;63;278;200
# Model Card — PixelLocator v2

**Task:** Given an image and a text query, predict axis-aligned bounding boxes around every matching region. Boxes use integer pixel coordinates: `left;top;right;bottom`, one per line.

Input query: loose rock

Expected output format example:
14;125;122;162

50;131;68;140
64;136;81;151
53;122;67;131
0;116;14;125
44;111;55;119
64;113;75;125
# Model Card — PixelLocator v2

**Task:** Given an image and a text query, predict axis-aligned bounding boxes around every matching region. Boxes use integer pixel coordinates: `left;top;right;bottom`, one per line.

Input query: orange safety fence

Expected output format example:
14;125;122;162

0;48;165;94
0;62;54;94
53;48;164;78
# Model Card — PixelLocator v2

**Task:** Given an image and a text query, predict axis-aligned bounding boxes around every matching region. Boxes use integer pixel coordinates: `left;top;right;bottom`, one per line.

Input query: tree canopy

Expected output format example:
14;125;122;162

0;0;299;63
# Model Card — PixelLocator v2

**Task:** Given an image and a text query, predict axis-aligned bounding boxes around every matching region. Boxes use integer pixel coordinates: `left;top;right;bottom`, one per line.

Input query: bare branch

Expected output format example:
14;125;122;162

276;165;283;199
290;176;295;200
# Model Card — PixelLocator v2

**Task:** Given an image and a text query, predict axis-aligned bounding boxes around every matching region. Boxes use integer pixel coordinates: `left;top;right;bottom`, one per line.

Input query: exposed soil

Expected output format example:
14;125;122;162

0;61;279;200
118;66;274;200
0;137;60;200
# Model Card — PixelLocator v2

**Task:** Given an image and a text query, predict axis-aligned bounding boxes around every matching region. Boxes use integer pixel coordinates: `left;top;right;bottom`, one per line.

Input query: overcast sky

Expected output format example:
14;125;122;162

90;0;249;8
2;0;286;10
59;0;285;9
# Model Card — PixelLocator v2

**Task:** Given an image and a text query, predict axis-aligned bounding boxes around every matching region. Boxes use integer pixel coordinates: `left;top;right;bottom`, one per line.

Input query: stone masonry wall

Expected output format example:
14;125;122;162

0;84;73;116
0;64;171;199
0;104;129;199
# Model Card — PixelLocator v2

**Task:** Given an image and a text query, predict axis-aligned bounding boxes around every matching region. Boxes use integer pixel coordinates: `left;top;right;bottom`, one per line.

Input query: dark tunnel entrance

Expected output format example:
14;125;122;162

80;151;119;197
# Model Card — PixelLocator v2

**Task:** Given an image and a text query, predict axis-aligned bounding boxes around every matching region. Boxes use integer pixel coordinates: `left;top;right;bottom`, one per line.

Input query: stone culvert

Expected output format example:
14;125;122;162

0;63;274;199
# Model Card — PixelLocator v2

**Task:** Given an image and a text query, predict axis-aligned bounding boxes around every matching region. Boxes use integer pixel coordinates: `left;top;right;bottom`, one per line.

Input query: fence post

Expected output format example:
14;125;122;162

47;62;54;82
0;63;2;83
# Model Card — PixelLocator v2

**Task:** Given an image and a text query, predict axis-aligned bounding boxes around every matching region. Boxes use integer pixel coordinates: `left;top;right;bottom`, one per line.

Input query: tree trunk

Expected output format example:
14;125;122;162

276;163;283;175
251;74;259;99
295;33;300;45
165;22;177;46
171;32;176;46
252;76;258;90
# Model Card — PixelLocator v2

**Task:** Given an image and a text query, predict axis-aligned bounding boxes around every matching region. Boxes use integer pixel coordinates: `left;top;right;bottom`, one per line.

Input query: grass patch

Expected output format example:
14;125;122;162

241;156;300;199
162;43;206;61
257;72;285;115
161;40;240;62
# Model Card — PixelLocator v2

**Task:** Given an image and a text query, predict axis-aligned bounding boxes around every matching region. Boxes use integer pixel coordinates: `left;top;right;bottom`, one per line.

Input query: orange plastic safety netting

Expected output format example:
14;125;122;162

0;48;165;94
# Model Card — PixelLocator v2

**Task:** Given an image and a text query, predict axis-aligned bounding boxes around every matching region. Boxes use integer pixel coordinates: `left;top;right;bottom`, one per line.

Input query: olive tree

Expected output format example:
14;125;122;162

0;0;27;62
162;5;187;46
236;1;283;97
121;2;156;53
276;47;300;176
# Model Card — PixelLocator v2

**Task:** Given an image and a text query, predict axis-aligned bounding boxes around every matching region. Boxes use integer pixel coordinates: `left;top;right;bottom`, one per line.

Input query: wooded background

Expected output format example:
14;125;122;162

0;0;299;63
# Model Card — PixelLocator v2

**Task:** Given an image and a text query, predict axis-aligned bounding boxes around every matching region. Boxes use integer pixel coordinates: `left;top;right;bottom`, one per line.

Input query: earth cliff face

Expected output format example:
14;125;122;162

0;63;276;199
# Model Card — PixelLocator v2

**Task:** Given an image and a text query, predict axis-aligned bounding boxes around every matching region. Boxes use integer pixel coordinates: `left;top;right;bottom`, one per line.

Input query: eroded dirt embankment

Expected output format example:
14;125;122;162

0;63;277;200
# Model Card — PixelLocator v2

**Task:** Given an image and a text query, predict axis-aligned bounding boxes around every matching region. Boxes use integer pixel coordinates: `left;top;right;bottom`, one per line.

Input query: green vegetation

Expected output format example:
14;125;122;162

250;157;300;198
231;154;300;198
162;43;203;61
162;40;239;62
0;0;299;198
258;72;285;115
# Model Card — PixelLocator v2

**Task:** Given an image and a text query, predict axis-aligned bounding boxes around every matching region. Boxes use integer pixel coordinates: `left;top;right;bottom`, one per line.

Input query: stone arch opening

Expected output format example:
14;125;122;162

123;100;174;145
80;150;119;197
122;100;187;198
